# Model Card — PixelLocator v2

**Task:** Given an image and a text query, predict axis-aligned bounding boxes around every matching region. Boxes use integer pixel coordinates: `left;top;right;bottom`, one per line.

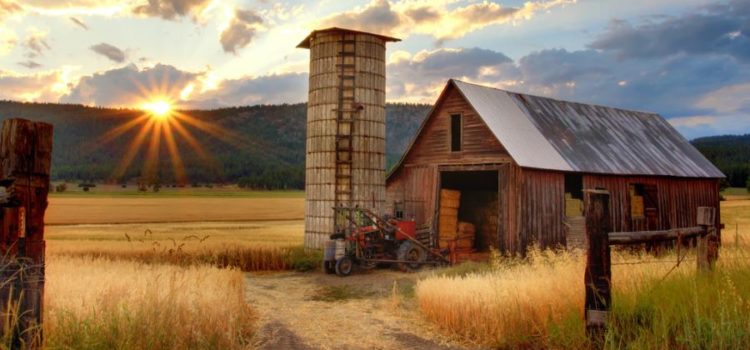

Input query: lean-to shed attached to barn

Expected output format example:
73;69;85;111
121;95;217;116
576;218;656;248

386;79;724;254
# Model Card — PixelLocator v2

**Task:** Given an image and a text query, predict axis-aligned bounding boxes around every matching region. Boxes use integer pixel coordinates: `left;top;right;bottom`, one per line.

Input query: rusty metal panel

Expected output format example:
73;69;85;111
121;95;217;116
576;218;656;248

451;79;724;178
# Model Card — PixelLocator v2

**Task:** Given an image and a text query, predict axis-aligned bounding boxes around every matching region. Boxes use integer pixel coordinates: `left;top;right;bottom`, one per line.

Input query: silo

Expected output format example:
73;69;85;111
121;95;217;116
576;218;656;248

298;28;400;249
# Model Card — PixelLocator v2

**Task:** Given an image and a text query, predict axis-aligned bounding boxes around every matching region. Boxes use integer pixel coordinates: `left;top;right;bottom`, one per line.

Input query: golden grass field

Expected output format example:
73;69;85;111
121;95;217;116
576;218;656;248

8;191;748;349
416;199;750;349
13;194;307;349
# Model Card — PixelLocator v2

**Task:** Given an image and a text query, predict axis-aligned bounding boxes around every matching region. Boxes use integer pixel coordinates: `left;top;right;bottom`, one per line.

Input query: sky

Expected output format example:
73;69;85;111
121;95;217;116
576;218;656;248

0;0;748;139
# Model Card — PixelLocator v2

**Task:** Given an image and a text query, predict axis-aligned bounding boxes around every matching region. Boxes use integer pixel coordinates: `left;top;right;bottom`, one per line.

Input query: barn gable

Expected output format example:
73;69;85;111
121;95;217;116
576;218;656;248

389;82;511;172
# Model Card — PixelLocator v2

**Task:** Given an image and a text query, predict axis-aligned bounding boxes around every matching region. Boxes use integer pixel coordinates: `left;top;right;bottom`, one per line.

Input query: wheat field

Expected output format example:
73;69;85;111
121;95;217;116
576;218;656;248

416;200;750;349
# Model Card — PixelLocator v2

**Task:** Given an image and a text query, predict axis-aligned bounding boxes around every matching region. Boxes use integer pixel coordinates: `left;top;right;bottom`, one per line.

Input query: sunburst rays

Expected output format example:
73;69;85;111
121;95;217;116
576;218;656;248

98;75;242;185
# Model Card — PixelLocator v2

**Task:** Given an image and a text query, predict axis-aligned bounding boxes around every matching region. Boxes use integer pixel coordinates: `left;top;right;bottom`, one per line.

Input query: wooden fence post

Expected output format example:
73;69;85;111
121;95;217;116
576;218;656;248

696;207;717;272
0;119;53;349
584;189;611;347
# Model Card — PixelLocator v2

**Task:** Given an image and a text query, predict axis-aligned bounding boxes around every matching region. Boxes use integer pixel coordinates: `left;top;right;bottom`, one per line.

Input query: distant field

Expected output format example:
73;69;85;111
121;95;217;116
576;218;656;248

50;183;304;198
722;187;750;200
46;196;304;225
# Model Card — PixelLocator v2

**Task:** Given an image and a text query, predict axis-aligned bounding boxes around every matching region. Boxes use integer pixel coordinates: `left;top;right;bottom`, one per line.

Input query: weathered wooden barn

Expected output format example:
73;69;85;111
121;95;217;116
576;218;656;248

386;79;724;254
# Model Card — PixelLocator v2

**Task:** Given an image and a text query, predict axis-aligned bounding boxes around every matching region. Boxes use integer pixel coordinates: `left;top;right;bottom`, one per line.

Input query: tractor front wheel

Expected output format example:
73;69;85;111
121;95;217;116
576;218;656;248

397;241;426;272
335;257;353;276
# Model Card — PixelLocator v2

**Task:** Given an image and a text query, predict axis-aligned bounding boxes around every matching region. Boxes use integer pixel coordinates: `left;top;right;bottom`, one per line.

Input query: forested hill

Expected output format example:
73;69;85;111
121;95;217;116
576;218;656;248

691;134;750;188
0;101;429;189
0;100;744;190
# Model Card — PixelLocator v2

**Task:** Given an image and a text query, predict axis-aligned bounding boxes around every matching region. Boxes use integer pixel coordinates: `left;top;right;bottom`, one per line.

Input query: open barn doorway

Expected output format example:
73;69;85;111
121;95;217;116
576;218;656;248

438;170;499;252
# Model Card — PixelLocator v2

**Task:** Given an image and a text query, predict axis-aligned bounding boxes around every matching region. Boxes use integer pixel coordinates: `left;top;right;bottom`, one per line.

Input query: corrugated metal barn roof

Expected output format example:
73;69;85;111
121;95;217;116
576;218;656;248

452;80;724;178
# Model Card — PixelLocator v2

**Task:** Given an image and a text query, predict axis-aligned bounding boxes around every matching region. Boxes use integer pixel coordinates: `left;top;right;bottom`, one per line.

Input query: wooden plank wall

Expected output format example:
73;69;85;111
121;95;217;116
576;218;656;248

385;164;436;226
519;168;566;251
583;175;721;234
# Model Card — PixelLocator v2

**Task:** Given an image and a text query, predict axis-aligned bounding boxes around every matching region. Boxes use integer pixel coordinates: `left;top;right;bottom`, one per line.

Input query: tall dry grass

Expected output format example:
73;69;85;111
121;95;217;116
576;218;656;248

46;221;319;271
417;238;750;349
44;255;256;349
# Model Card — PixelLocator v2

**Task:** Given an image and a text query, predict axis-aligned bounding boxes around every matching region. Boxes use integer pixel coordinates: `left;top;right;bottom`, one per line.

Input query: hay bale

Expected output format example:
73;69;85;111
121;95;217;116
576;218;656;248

440;189;461;200
455;237;474;250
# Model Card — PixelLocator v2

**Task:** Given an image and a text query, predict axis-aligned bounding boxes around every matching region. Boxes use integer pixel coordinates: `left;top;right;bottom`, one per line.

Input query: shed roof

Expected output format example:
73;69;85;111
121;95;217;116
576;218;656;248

390;80;724;179
297;27;400;49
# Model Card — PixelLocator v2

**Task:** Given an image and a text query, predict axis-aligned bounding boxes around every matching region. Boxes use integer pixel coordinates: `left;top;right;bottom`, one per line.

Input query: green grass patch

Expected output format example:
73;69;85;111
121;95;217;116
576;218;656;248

721;187;750;197
309;285;375;302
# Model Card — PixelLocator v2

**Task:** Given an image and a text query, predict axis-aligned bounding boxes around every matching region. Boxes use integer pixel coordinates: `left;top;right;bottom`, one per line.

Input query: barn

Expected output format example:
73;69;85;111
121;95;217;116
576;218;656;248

386;79;724;255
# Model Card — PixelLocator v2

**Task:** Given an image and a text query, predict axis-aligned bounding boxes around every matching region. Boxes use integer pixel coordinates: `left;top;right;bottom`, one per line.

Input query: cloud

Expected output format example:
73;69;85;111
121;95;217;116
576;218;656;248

22;28;50;58
0;27;16;55
386;47;518;101
220;9;263;54
17;60;42;69
90;42;126;63
132;0;214;21
0;0;22;21
69;16;88;30
695;83;750;114
189;73;307;108
670;114;750;139
588;0;750;61
319;0;575;43
61;64;198;107
0;69;67;102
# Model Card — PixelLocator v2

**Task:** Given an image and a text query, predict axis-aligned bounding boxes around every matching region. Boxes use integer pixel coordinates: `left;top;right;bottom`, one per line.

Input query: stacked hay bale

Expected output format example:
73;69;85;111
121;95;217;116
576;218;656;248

438;189;476;251
455;222;476;250
439;189;460;248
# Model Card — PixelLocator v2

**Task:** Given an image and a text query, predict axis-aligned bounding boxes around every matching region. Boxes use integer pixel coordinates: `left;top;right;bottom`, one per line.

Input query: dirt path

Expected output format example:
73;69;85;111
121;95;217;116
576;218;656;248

245;270;467;350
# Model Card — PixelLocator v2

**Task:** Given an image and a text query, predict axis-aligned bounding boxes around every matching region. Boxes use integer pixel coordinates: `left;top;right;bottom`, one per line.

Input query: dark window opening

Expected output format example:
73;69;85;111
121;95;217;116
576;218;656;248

394;201;404;219
629;183;659;230
450;114;462;152
564;174;583;217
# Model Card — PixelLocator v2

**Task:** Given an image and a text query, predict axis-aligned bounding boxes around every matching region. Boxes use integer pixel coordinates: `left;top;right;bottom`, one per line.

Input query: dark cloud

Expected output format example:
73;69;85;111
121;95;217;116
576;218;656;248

17;60;41;69
69;17;88;30
589;0;750;61
61;64;197;106
321;0;402;36
22;31;50;58
404;7;440;23
132;0;213;21
387;47;516;100
90;42;126;63
220;9;263;54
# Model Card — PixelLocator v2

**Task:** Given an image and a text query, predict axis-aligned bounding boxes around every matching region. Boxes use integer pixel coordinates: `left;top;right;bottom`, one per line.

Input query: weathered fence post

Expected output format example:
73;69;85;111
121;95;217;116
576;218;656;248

696;206;718;272
0;119;53;349
584;189;611;347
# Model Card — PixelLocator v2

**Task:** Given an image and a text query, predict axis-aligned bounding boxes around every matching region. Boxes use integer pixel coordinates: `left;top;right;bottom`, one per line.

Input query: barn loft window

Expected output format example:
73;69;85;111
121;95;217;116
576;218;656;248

564;174;583;217
450;114;462;152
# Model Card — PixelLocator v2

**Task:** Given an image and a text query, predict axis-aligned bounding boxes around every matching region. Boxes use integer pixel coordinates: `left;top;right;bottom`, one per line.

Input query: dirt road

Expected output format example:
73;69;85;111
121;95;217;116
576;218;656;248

246;270;468;350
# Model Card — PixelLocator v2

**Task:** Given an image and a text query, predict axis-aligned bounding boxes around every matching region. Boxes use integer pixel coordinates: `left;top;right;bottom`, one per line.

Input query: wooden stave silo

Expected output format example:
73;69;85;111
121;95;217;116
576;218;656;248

299;28;399;249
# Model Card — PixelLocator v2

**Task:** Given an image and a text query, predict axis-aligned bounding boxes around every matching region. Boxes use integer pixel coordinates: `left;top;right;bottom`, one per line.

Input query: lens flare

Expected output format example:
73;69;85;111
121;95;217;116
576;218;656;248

142;100;172;119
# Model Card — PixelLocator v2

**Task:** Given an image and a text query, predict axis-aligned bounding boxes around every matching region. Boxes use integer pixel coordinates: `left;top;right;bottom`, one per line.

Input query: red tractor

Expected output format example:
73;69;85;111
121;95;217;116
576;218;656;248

323;207;449;276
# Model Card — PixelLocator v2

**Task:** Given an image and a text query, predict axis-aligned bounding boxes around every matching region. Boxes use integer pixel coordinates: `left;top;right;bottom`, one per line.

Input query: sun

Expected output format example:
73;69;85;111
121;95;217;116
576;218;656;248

142;100;172;119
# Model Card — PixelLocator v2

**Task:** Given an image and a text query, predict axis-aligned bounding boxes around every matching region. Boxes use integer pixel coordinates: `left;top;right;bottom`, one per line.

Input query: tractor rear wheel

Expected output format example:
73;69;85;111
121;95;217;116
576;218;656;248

397;241;426;272
335;257;353;276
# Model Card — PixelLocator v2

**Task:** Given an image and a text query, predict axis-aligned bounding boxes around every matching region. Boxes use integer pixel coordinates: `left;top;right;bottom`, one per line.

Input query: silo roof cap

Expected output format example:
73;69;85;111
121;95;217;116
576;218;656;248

297;27;401;48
